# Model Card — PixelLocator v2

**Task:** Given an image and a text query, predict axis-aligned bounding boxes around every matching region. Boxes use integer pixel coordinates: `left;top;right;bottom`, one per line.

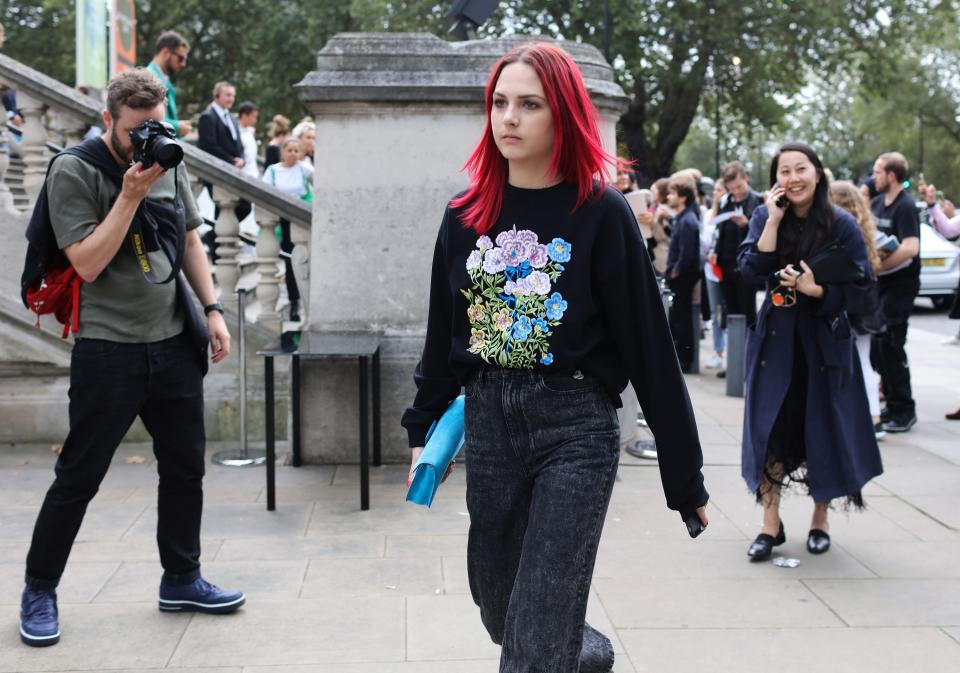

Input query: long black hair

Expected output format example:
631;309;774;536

768;142;834;267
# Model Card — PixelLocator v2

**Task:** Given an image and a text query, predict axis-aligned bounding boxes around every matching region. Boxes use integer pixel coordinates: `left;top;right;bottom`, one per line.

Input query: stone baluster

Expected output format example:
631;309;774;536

49;110;89;148
289;221;310;326
211;186;242;304
0;143;14;213
16;92;49;206
255;209;283;334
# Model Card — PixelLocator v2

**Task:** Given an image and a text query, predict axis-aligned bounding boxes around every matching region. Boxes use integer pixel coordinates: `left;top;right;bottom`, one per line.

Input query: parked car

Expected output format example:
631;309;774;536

917;212;960;308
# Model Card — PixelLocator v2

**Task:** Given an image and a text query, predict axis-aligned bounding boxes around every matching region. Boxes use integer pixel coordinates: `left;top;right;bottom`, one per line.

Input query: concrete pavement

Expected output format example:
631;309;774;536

0;324;958;672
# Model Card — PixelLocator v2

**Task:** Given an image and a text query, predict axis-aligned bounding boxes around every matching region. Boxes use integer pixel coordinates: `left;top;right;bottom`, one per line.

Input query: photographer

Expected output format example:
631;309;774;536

18;69;244;648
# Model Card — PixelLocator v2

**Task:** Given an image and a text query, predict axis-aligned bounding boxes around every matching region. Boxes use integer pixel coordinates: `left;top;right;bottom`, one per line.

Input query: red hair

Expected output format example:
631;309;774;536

452;42;624;235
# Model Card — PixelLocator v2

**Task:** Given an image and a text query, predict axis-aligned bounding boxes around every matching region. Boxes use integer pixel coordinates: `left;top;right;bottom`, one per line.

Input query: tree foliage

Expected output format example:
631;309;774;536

1;0;956;187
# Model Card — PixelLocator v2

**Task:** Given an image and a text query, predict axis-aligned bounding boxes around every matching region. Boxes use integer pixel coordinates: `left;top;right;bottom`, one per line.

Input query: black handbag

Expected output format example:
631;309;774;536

804;243;864;284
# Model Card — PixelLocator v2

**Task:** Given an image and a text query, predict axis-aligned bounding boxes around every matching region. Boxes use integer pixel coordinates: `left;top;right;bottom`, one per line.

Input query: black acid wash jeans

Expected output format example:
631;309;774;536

25;331;206;590
464;368;620;673
877;276;920;419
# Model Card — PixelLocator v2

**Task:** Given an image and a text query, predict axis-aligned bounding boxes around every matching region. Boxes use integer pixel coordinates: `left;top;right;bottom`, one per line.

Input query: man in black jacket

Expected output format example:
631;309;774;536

197;81;244;168
197;81;251;230
714;161;763;327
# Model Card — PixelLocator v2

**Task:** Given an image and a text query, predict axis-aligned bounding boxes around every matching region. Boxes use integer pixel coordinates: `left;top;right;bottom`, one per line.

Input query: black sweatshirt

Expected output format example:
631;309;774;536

401;182;709;520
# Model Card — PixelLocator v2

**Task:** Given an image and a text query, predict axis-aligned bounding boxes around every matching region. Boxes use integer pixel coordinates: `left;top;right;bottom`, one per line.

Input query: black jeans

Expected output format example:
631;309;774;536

877;276;920;418
668;272;698;371
25;332;206;590
464;368;620;673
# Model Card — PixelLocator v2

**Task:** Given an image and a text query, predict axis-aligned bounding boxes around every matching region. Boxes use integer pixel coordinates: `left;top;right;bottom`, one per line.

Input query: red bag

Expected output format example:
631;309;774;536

25;262;83;339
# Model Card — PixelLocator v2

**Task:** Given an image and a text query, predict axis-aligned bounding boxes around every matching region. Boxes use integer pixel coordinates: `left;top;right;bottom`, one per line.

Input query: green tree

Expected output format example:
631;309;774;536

0;0;75;85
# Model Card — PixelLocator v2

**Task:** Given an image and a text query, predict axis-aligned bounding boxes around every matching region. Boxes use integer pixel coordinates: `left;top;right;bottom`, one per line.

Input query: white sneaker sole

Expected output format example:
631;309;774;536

20;624;60;646
158;595;246;614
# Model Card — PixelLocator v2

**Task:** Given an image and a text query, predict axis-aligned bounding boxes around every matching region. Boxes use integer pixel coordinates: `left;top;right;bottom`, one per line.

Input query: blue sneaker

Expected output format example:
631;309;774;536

20;586;60;647
158;576;245;614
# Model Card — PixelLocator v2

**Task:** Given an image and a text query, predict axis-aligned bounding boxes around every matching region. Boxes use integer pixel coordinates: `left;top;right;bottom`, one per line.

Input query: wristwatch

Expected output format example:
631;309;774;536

203;302;225;316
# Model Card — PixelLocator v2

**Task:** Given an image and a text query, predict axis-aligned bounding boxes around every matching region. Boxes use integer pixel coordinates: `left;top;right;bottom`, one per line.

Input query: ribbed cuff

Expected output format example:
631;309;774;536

24;573;58;592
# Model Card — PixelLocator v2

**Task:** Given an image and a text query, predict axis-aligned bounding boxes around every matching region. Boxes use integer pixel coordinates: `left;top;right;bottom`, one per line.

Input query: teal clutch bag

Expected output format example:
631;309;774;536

406;395;465;508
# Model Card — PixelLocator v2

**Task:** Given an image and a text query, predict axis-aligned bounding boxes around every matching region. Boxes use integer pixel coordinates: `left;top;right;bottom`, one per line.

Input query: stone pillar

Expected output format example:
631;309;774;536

0;145;14;213
289;222;310;326
296;33;632;463
17;92;48;206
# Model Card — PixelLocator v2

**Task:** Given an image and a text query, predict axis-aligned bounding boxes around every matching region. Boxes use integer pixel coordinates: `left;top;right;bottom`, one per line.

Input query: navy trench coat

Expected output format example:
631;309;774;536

738;205;883;501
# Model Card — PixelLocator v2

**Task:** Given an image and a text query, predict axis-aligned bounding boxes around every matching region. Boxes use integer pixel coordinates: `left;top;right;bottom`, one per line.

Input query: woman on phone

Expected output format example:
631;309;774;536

401;43;709;673
739;142;883;561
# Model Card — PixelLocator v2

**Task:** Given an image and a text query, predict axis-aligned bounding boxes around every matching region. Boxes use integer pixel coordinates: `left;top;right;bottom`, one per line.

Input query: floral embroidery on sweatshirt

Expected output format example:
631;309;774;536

462;226;570;367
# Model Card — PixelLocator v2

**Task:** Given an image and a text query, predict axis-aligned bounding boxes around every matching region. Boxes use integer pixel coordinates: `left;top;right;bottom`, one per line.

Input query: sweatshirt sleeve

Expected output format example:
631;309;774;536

595;195;709;520
929;203;960;238
737;205;780;284
401;208;461;448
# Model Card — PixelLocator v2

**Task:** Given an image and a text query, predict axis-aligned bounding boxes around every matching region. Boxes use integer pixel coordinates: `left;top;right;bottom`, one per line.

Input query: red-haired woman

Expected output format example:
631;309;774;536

402;43;709;673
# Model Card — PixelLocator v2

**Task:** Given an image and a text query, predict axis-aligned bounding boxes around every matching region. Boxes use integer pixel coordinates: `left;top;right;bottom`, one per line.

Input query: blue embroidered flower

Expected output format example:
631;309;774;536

548;238;572;263
532;318;549;333
545;293;568;321
512;315;533;341
540;353;554;366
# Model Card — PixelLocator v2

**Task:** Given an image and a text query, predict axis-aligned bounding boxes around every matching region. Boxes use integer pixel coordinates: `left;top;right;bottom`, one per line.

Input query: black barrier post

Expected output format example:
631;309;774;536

725;314;746;398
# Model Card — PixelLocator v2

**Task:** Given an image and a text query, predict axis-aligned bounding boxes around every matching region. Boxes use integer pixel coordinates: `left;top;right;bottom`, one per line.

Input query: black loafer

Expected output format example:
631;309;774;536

747;521;785;561
807;529;831;554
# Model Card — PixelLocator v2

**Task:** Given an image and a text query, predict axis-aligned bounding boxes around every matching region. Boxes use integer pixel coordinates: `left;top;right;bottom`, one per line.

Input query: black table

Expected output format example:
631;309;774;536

258;332;382;511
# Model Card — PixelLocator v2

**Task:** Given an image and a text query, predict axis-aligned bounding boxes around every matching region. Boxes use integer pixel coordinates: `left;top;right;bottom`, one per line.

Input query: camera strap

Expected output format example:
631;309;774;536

128;166;187;285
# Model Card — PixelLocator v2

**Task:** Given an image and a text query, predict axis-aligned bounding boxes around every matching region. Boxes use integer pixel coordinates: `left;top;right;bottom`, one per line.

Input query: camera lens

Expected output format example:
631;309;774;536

151;136;184;170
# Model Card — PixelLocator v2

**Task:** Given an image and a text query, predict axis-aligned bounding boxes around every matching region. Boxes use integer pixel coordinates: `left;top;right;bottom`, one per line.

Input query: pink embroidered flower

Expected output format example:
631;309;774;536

477;236;494;252
528;244;549;268
515;229;538;246
501;239;528;266
495;229;517;248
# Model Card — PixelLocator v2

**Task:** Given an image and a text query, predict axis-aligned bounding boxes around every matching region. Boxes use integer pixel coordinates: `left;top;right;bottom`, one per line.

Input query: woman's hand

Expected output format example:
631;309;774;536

764;185;787;224
406;447;455;486
696;505;709;527
779;262;824;299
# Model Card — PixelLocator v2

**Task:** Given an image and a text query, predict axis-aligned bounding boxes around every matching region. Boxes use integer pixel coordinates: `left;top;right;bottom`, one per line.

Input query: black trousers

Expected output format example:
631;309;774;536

279;218;301;303
876;276;920;418
25;332;206;590
668;272;698;371
720;271;758;328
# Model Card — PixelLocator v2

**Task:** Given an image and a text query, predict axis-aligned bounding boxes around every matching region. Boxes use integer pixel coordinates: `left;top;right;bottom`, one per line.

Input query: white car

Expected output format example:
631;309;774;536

918;220;960;308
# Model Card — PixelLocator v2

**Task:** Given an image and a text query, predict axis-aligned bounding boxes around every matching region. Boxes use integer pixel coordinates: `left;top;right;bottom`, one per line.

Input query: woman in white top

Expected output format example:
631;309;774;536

261;138;312;321
262;138;314;199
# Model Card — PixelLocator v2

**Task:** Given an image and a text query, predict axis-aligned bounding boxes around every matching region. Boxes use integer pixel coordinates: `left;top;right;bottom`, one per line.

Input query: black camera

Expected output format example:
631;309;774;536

129;119;183;170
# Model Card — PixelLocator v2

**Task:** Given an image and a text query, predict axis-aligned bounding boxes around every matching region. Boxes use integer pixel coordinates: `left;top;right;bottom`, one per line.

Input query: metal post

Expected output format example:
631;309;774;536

725;314;746;398
690;297;701;375
214;288;267;466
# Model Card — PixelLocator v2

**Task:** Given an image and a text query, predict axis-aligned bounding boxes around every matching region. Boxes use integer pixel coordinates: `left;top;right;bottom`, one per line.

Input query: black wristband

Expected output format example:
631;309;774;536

203;302;224;316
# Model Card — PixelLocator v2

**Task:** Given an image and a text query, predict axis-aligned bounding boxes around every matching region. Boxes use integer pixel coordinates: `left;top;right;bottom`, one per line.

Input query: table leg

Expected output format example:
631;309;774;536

372;348;381;467
359;356;370;511
292;354;302;467
265;356;276;511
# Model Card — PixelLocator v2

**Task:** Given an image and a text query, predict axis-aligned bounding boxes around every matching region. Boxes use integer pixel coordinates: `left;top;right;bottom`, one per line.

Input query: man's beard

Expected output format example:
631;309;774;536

110;128;132;164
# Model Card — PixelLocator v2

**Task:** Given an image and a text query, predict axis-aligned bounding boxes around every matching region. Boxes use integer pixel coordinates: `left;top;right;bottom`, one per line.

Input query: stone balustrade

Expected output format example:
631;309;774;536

0;52;311;336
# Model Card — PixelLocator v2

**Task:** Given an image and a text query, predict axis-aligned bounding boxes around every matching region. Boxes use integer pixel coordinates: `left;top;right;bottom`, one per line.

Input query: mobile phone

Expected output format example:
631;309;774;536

684;513;707;538
773;181;789;210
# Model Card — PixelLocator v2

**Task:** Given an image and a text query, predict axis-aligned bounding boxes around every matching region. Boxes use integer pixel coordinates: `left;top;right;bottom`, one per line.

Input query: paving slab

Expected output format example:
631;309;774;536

94;560;307;603
593;539;875;580
167;597;405;667
593;577;844;629
214;533;385;561
405;594;502;661
300;557;443;598
840;540;960;578
619;626;960;673
0;603;190;672
124;503;314;541
386;534;470;558
0;561;119;605
804;579;960;626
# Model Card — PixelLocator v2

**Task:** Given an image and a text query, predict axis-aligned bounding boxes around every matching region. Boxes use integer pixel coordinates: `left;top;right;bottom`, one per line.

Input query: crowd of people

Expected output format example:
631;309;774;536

147;30;313;321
